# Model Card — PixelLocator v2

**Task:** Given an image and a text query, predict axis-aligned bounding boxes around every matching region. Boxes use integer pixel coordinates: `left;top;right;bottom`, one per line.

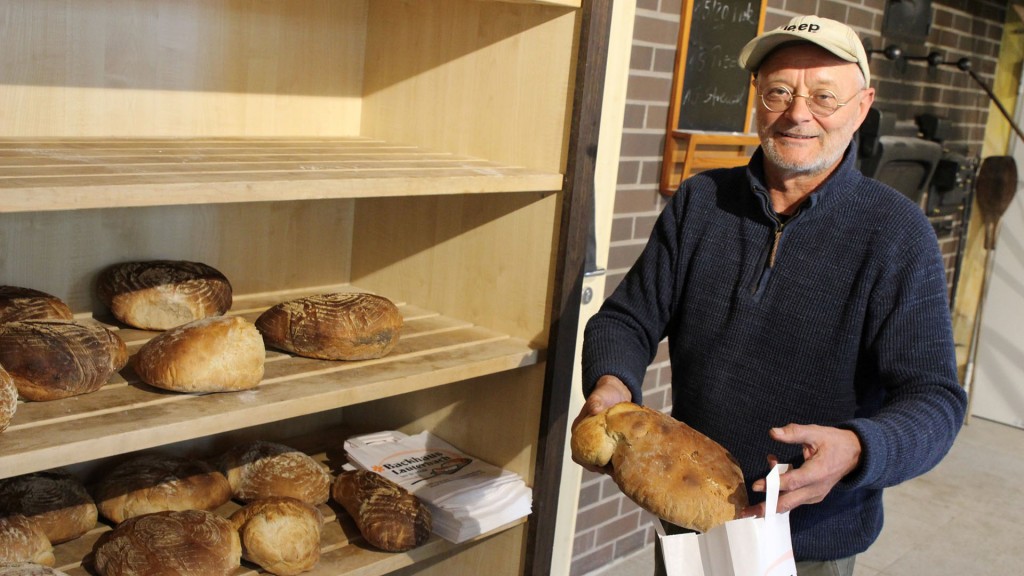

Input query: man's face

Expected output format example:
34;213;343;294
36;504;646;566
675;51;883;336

754;44;875;181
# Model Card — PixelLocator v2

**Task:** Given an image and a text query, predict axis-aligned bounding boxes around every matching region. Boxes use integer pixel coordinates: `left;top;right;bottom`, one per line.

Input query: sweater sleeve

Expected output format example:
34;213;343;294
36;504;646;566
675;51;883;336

581;188;688;403
838;203;967;491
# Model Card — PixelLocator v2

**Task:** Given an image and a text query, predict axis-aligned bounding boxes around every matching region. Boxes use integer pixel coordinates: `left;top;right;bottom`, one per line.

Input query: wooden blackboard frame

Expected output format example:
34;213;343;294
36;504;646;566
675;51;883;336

660;0;766;195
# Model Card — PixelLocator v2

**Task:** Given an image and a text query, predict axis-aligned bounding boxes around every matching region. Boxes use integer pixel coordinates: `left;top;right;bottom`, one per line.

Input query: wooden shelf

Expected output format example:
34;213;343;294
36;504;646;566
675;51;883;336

50;452;528;576
0;285;539;480
0;138;564;213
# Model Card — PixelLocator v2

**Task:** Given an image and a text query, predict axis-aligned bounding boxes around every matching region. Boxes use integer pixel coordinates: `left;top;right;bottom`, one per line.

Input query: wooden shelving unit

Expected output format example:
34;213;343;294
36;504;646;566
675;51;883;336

0;0;613;573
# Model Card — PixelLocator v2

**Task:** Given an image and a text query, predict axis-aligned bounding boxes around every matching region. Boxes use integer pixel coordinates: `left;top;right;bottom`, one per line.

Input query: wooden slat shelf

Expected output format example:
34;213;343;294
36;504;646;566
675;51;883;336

0;285;540;480
50;450;527;576
0;138;564;213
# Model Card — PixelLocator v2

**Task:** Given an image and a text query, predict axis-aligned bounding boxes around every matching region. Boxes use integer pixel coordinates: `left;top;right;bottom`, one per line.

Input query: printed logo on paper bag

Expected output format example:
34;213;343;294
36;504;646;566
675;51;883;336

372;450;473;484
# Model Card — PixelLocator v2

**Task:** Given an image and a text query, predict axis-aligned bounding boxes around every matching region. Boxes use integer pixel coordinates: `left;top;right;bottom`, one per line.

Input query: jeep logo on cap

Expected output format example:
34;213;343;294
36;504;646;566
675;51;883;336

783;23;821;32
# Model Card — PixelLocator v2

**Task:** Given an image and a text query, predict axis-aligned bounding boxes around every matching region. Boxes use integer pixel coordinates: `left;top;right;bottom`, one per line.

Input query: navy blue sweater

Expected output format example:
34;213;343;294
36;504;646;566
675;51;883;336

582;145;967;561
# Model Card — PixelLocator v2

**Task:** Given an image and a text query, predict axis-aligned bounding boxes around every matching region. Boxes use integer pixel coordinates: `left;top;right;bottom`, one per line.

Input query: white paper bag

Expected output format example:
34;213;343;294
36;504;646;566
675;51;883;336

658;464;796;576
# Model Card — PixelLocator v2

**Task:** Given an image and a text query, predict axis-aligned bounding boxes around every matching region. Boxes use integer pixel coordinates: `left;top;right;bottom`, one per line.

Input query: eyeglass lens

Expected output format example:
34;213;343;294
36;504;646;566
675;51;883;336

761;86;840;117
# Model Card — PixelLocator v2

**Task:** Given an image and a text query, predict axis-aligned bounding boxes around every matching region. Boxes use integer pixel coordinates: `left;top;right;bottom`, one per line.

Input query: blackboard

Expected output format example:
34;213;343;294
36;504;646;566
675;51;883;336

674;0;764;132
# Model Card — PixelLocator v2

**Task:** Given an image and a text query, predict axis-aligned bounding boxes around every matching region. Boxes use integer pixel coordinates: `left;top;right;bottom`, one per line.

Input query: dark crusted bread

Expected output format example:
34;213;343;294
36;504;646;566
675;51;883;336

217;441;332;506
255;292;402;361
0;286;74;324
93;509;241;576
96;260;232;331
331;470;431;552
93;453;232;525
0;320;128;402
0;469;97;544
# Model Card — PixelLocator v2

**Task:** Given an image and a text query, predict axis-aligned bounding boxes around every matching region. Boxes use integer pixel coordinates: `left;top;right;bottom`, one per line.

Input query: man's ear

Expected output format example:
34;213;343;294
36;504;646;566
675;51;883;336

853;87;877;131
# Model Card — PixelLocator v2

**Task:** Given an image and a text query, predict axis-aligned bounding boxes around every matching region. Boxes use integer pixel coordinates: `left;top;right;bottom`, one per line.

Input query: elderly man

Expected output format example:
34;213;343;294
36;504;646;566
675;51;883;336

575;15;966;576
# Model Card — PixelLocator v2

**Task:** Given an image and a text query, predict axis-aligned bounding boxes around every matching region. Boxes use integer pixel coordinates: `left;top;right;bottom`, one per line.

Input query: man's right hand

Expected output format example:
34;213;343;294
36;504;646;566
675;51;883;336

571;375;632;474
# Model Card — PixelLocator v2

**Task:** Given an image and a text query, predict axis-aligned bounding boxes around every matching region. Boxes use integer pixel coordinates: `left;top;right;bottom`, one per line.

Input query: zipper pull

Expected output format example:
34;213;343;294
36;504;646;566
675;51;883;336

769;225;783;268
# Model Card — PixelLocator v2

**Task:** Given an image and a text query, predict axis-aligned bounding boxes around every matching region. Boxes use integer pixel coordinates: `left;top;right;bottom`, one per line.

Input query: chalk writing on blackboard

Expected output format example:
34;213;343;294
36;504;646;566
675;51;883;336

677;0;761;132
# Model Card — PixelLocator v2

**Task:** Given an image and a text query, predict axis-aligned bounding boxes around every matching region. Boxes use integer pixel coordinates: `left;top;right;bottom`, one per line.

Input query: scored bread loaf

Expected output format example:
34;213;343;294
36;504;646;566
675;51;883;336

0;564;71;576
0;515;54;567
96;260;232;331
132;315;265;393
0;286;74;324
93;509;241;576
93;453;233;525
0;365;16;434
331;470;431;552
0;469;98;544
217;441;332;505
255;292;402;361
0;320;128;402
228;497;324;576
571;403;747;533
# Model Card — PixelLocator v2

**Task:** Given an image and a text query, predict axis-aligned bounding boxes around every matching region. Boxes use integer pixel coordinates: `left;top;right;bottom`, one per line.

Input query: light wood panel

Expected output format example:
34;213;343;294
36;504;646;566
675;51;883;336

362;0;578;172
0;138;562;212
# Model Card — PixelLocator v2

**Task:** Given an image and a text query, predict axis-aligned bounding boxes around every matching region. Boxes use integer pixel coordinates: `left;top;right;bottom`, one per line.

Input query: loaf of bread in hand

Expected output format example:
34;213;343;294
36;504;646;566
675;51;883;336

331;470;431;552
256;292;402;360
0;469;97;544
217;441;331;505
0;365;16;434
93;509;241;576
132;315;265;393
0;320;128;402
571;403;748;533
0;564;71;575
93;453;233;525
229;497;324;576
97;260;232;331
0;515;54;567
0;286;74;324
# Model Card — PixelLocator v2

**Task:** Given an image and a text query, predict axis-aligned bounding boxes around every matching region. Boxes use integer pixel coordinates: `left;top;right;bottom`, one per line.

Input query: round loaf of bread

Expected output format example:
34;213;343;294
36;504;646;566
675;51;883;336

255;292;402;361
332;470;431;552
229;497;324;576
93;453;233;525
571;403;748;533
217;441;331;505
0;516;54;567
0;563;71;575
93;509;241;576
97;260;232;331
0;469;97;544
0;365;16;434
0;286;74;324
0;320;128;402
133;315;265;393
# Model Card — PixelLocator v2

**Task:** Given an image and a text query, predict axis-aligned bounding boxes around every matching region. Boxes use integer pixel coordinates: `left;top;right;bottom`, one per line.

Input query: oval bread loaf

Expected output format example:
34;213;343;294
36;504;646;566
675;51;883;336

0;469;97;544
0;286;73;324
133;315;265;393
229;497;324;576
97;260;232;331
0;366;16;434
93;453;232;525
571;402;748;533
331;470;431;552
0;516;54;567
256;292;402;361
93;509;241;576
0;320;128;402
217;441;331;505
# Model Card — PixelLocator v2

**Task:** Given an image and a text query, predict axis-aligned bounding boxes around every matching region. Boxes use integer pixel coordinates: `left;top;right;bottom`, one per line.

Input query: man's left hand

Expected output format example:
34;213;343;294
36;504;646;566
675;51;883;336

741;423;862;517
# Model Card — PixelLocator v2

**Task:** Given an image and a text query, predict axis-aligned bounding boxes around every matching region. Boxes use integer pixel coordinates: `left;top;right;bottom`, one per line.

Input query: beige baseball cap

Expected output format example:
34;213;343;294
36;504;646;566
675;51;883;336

738;15;870;86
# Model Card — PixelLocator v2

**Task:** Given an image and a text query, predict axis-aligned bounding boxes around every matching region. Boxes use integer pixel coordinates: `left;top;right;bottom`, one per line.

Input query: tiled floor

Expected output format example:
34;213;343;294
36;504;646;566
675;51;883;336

587;416;1024;576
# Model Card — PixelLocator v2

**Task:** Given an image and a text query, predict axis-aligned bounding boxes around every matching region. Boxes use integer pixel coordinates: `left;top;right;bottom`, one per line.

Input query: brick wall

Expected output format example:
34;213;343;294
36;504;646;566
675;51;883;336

568;1;1008;574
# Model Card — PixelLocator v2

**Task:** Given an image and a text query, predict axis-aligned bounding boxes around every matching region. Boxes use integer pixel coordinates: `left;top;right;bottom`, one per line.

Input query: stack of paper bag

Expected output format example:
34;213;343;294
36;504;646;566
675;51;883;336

344;430;532;543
